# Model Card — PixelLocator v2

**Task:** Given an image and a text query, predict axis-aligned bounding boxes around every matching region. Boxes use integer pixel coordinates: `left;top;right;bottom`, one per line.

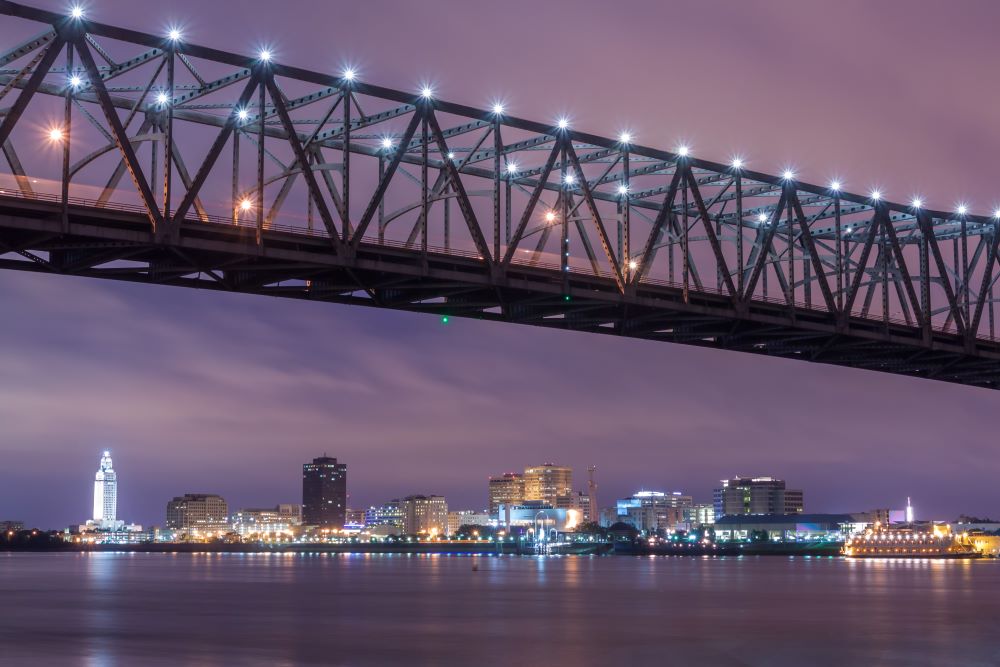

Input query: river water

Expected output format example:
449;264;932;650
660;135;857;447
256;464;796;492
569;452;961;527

0;552;997;666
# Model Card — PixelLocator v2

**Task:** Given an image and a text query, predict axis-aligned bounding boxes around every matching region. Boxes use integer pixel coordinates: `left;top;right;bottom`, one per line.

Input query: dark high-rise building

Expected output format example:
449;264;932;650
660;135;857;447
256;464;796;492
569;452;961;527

713;476;804;518
302;456;347;528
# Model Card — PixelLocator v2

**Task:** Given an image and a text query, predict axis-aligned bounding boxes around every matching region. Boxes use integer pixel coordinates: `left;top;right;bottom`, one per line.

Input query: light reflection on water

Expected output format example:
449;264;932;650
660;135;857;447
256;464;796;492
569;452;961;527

1;553;998;666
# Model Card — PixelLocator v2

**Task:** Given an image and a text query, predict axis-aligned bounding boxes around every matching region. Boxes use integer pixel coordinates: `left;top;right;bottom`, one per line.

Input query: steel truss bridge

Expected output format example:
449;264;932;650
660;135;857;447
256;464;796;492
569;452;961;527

2;1;1000;389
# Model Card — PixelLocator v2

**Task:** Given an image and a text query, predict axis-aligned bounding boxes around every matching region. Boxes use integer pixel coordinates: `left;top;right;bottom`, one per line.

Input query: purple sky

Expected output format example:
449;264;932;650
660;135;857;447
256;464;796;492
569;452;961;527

3;0;1000;528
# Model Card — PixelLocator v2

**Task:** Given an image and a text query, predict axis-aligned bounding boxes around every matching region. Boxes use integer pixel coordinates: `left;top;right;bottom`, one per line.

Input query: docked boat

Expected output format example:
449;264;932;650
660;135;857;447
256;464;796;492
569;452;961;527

843;523;979;558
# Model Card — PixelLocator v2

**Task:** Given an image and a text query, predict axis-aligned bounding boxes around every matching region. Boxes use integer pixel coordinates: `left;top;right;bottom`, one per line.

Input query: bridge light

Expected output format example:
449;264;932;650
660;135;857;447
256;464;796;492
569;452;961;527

829;180;841;192
258;49;272;63
619;131;632;144
447;152;455;160
69;5;84;19
782;169;795;181
236;107;249;121
68;75;82;88
506;161;518;175
957;204;968;216
545;211;557;223
994;208;1000;220
492;102;504;115
239;198;253;212
911;198;923;209
757;212;768;223
342;68;356;82
381;137;394;150
629;260;638;271
846;226;853;233
156;91;170;105
48;127;65;143
563;173;576;185
557;117;570;130
730;157;744;170
676;144;690;158
167;28;182;42
870;189;881;202
617;184;629;196
420;86;434;100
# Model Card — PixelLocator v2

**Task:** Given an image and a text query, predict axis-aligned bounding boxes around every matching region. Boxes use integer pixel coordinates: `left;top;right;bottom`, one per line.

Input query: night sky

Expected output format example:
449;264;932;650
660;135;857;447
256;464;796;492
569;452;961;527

2;0;1000;529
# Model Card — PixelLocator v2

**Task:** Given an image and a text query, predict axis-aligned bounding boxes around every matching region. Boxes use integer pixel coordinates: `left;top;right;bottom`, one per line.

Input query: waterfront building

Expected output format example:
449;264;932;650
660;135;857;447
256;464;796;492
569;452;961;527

302;456;347;528
399;495;448;535
523;464;572;506
497;501;581;535
714;513;863;542
165;494;229;533
365;501;404;535
1;520;24;533
556;491;593;522
713;477;803;517
447;510;492;536
683;503;716;527
92;450;118;528
610;491;692;533
230;506;299;537
488;472;524;516
345;508;367;526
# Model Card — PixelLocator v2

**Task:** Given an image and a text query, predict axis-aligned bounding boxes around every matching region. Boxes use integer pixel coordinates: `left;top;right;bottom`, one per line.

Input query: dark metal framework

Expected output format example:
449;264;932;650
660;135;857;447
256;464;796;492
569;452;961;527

2;1;1000;388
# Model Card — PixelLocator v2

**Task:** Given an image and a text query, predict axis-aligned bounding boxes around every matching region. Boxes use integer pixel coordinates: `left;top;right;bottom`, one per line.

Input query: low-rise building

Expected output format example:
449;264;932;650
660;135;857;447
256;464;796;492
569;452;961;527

230;506;299;537
365;501;403;533
498;501;582;534
447;510;492;536
713;513;863;542
608;491;693;532
166;494;229;533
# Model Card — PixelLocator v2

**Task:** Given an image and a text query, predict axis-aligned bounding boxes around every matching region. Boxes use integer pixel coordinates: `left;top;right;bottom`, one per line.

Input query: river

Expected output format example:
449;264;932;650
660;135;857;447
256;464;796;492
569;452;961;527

1;552;997;665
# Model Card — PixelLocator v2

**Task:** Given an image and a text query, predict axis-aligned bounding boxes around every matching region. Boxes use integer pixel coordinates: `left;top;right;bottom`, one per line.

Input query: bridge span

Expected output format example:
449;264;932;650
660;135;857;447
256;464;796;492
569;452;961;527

1;1;1000;388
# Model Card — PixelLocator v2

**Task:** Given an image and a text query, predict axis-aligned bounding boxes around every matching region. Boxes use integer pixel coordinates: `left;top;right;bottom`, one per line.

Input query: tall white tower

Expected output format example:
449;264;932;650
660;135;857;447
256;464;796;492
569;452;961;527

93;451;117;526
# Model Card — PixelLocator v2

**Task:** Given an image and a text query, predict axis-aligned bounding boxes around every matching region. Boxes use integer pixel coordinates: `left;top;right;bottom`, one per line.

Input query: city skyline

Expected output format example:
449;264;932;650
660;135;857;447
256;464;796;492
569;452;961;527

3;0;1000;529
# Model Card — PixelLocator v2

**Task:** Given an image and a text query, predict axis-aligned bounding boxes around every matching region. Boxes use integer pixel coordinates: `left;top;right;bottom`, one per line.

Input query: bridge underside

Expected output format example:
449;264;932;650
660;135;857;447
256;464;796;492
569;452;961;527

4;197;1000;389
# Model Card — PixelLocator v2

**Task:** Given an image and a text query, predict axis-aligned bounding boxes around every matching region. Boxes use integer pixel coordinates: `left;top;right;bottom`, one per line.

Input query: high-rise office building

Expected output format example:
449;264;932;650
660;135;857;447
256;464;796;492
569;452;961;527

523;464;572;506
92;450;117;527
488;472;525;516
713;477;804;517
399;495;448;535
165;494;229;532
302;456;347;528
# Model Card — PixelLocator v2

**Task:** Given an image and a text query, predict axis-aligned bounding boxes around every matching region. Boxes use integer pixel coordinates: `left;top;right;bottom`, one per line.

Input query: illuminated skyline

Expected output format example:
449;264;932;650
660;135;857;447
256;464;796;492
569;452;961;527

2;0;1000;527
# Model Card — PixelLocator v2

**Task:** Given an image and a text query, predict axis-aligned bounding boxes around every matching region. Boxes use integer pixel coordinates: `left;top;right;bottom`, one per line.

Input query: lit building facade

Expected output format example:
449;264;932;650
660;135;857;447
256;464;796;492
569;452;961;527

230;505;301;537
365;501;404;534
523;464;572;506
166;494;229;532
488;473;524;516
92;450;117;527
497;501;581;534
714;477;803;517
684;503;716;527
447;510;493;535
611;491;693;532
399;495;448;535
302;456;347;528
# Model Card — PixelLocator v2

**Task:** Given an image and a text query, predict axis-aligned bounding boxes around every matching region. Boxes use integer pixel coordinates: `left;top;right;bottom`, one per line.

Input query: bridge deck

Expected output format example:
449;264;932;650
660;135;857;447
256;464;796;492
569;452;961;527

3;194;1000;389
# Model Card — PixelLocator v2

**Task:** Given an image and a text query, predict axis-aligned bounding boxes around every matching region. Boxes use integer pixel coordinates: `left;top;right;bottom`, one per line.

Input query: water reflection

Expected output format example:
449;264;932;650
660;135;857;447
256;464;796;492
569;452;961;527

0;553;996;665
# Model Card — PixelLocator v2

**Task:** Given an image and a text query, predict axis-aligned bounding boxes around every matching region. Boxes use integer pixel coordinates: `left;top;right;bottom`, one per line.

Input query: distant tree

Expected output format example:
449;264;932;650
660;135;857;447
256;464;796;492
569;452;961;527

574;521;607;537
608;522;639;540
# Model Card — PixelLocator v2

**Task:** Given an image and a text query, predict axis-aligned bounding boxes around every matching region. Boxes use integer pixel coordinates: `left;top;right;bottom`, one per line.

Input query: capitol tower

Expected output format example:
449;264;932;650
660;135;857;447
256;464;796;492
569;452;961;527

93;451;118;527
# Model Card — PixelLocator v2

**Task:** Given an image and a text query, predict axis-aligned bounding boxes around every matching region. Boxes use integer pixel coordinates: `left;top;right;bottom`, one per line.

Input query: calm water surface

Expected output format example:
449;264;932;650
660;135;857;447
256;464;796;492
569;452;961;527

0;552;997;666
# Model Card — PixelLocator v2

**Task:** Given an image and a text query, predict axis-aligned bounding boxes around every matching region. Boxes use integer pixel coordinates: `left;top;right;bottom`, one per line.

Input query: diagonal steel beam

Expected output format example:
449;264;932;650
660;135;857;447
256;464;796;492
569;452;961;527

634;169;682;283
790;192;837;314
75;37;163;232
687;165;737;300
0;34;63;146
502;141;560;268
565;142;623;290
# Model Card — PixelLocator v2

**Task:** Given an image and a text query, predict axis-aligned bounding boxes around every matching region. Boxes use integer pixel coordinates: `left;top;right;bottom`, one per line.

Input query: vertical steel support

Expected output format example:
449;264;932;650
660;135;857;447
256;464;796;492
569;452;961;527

961;217;970;325
342;91;351;241
163;43;174;224
231;124;239;225
919;227;931;339
787;191;794;307
681;167;689;302
881;227;889;326
505;178;511;244
736;172;743;297
622;147;630;278
377;154;385;243
421;114;428;255
493;118;501;261
60;43;73;232
560;143;569;279
834;196;842;312
256;79;265;245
